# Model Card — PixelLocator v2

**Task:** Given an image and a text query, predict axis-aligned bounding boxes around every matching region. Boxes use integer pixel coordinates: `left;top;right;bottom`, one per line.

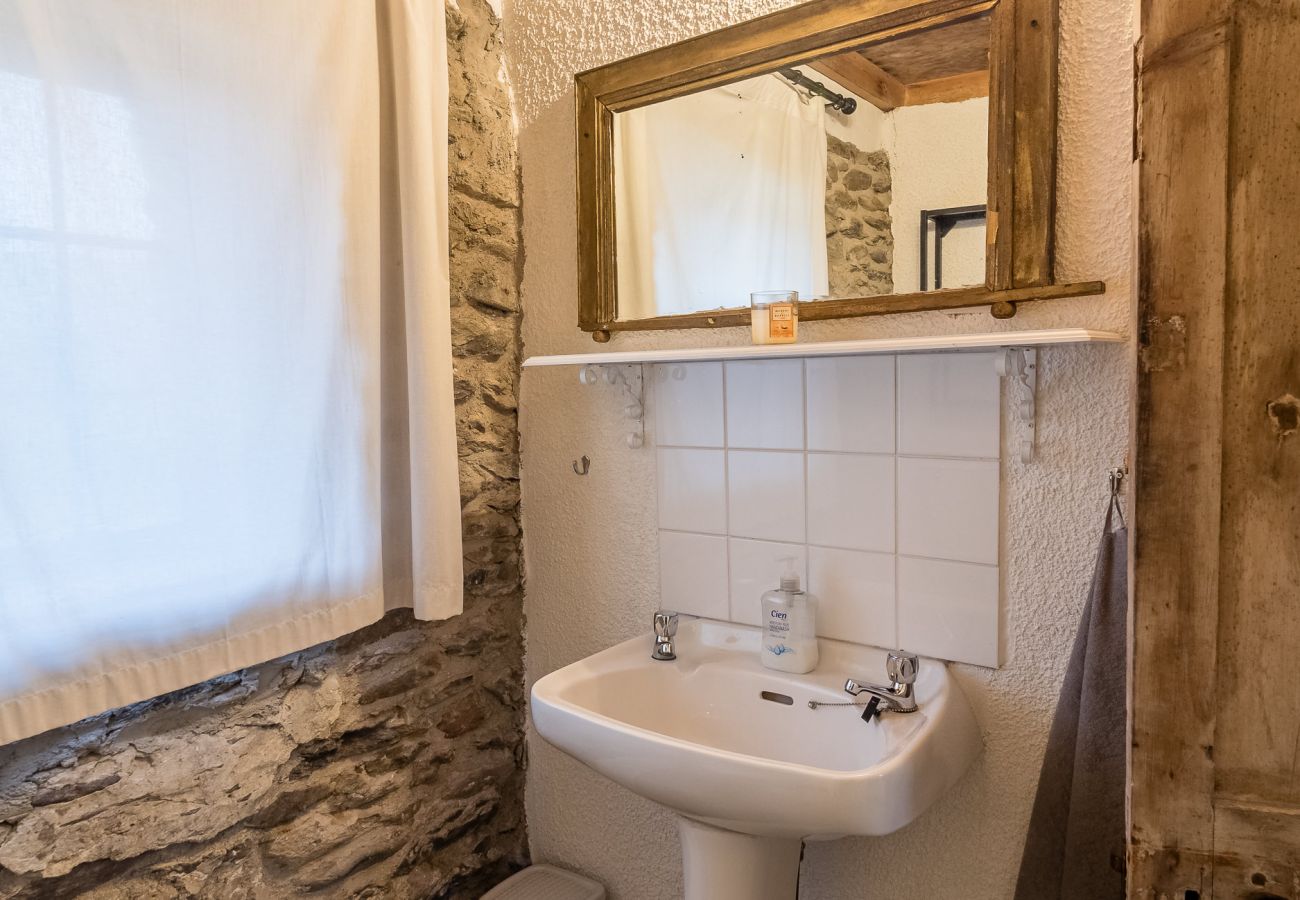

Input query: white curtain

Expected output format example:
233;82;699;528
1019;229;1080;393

615;74;830;320
0;0;461;745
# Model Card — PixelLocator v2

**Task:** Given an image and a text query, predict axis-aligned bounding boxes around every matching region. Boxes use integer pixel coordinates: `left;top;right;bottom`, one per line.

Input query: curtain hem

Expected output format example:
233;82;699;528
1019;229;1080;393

0;592;384;747
412;577;461;621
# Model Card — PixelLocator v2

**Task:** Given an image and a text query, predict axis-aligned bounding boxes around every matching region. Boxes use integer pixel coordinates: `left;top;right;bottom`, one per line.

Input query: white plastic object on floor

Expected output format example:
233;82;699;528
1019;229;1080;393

480;864;606;900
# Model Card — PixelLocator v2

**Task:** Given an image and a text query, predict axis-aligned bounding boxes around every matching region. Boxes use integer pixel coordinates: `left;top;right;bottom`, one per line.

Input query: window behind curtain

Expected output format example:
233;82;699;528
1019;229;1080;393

0;0;459;745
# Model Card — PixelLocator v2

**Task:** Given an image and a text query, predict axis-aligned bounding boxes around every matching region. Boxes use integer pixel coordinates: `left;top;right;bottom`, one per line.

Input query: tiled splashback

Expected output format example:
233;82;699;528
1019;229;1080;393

652;352;1002;667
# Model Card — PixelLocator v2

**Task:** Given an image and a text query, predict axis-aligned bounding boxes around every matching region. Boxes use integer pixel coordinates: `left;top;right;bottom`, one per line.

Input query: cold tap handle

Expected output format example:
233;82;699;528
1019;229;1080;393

887;651;919;685
654;611;679;639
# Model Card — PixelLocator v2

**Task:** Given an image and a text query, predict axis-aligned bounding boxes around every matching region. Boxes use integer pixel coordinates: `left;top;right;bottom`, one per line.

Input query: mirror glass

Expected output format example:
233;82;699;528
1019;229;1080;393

612;13;991;321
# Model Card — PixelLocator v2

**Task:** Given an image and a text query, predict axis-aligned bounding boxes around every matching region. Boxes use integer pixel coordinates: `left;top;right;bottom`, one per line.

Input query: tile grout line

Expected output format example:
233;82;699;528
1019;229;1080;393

801;358;810;606
721;363;733;623
657;442;998;464
652;365;664;618
998;356;1007;666
656;528;996;567
893;354;902;650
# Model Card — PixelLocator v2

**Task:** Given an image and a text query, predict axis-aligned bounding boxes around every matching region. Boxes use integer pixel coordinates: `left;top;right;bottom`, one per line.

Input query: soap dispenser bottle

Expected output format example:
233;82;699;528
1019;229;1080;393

760;561;819;673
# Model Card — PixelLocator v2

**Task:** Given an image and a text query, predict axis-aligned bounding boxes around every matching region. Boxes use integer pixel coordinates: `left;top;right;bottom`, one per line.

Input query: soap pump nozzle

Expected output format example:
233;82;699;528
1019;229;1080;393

779;557;802;593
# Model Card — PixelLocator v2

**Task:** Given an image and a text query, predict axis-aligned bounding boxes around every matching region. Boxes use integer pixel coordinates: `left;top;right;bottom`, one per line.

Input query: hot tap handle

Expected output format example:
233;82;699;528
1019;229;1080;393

654;611;679;638
887;651;919;685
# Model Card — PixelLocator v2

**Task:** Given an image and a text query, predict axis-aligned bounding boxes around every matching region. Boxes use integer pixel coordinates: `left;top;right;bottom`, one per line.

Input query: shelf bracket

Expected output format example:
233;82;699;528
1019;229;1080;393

578;363;646;449
997;348;1037;463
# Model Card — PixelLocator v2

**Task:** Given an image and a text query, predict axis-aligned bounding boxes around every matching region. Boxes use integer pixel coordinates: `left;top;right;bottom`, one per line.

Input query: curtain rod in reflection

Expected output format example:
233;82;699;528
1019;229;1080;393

776;67;858;115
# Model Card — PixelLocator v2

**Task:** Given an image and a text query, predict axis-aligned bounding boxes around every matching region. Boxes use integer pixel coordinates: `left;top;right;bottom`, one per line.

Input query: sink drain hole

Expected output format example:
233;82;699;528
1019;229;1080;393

760;690;794;705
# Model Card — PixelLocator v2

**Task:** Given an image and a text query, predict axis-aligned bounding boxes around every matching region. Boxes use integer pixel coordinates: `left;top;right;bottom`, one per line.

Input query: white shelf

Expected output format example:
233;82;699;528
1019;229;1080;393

521;328;1124;368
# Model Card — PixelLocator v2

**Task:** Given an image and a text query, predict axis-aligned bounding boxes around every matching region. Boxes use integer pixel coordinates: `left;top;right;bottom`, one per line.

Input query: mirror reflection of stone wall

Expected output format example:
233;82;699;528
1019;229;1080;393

825;135;893;297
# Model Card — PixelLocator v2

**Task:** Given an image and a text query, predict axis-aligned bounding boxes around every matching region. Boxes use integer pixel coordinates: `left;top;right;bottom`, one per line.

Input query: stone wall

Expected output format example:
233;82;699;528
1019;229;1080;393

0;1;526;897
825;134;894;297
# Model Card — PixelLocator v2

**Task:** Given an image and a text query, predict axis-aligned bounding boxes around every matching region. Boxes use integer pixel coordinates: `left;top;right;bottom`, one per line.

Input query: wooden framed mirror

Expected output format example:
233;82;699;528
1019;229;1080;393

574;0;1104;341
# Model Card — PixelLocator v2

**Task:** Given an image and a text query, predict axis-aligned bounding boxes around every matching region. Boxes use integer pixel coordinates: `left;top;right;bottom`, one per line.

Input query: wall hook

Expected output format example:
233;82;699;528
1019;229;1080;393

1107;464;1128;527
572;455;590;476
1108;465;1128;496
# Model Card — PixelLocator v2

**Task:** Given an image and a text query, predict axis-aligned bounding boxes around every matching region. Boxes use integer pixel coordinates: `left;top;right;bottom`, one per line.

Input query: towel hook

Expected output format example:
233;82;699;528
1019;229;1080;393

1108;465;1127;498
572;455;590;476
1108;465;1128;528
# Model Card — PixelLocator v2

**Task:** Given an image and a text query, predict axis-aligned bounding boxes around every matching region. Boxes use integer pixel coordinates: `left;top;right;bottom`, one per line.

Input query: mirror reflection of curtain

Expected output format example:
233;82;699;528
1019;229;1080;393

615;75;829;320
0;0;461;745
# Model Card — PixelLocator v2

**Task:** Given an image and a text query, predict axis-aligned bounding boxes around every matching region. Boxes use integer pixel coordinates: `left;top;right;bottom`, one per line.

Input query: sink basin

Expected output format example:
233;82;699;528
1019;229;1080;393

531;618;981;899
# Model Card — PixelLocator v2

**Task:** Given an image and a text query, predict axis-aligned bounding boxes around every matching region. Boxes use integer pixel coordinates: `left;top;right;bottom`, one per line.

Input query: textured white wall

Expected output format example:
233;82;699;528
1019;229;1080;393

506;0;1134;895
888;97;990;292
814;70;889;149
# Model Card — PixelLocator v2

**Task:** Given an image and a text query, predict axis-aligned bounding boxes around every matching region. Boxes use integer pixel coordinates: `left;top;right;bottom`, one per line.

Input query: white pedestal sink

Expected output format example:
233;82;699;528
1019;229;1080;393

531;619;982;900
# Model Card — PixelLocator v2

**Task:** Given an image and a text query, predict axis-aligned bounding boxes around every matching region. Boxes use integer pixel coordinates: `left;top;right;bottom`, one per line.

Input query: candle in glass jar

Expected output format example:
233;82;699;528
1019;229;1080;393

750;290;799;344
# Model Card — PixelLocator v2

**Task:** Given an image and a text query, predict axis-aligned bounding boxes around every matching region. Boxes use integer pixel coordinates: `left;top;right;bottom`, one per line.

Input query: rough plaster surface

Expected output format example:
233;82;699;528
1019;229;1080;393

888;97;990;292
0;2;528;895
507;0;1133;895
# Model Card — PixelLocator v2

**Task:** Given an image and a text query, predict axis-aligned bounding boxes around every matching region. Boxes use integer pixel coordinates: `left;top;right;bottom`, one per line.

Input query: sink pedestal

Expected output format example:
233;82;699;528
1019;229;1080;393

678;818;801;900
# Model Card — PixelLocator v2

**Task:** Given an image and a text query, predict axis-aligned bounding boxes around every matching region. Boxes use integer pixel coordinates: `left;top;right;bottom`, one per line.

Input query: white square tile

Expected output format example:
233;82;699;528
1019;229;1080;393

898;352;1000;458
897;457;999;564
658;448;727;534
806;356;895;453
725;359;804;450
653;362;724;447
727;450;805;543
728;538;807;626
807;453;894;552
659;531;730;619
807;546;896;647
898;557;999;666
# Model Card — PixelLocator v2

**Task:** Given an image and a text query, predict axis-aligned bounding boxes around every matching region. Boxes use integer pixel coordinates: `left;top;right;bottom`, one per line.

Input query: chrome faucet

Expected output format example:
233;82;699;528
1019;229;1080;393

651;611;678;661
844;650;920;714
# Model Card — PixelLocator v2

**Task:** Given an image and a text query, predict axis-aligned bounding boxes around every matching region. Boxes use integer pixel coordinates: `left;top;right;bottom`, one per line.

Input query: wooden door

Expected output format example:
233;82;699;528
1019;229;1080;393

1131;0;1300;897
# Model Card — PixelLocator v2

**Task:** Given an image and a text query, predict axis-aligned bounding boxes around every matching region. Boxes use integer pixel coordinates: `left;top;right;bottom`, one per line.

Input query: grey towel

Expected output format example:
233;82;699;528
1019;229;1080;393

1014;499;1127;900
